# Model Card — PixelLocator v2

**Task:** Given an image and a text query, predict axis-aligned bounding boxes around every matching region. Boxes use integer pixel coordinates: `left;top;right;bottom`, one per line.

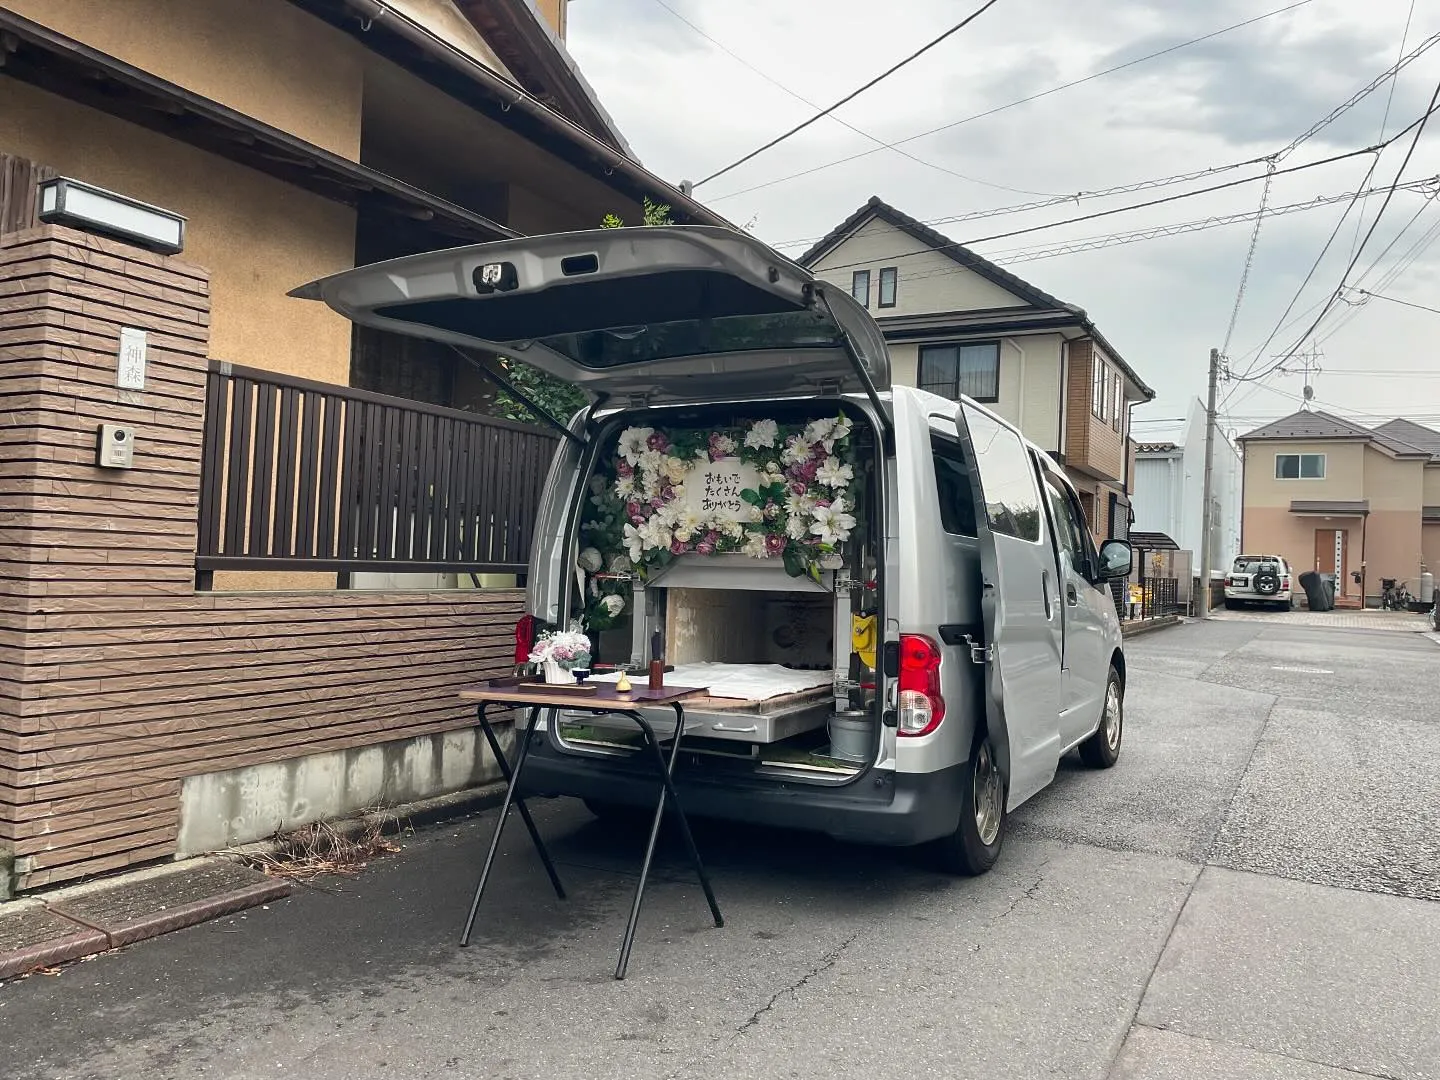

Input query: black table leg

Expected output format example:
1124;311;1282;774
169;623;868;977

460;705;563;948
615;703;724;980
474;704;565;902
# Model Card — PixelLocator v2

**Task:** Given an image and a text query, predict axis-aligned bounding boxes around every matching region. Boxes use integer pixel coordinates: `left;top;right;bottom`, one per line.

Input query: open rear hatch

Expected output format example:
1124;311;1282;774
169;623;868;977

291;226;890;409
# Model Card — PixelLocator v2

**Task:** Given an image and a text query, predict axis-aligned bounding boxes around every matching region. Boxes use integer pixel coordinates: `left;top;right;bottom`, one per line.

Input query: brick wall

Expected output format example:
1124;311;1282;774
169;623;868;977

1;227;520;891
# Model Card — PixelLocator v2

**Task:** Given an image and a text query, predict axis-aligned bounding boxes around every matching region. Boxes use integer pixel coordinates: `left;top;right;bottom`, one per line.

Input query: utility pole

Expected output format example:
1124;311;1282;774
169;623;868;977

1198;347;1221;618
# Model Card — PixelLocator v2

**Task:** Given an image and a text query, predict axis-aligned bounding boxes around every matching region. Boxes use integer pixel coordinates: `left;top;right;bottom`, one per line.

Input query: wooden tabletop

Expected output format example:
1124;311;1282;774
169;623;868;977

459;682;709;707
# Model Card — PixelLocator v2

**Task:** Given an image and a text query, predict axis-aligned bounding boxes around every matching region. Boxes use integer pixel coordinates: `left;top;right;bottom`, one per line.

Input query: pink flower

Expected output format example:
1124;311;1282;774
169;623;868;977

617;460;634;477
650;497;664;509
791;481;807;495
765;533;786;556
630;514;647;526
696;539;716;555
671;538;690;555
625;501;643;518
815;497;831;508
647;432;670;451
704;530;720;544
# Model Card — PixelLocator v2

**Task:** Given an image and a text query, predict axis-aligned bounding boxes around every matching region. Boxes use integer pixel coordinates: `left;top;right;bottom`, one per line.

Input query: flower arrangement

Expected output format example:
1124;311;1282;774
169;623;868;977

528;627;592;670
579;413;860;582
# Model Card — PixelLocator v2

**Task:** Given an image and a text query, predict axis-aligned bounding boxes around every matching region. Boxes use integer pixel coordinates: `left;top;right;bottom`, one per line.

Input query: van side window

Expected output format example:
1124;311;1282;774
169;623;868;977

961;405;1042;542
931;435;977;537
1043;473;1087;569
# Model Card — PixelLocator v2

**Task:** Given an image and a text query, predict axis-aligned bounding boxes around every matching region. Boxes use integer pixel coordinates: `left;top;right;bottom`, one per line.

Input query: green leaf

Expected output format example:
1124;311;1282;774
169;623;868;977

740;488;764;506
782;546;805;578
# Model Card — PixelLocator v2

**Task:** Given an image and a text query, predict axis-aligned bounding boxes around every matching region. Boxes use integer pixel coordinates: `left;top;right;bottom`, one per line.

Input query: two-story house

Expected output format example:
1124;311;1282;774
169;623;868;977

1237;411;1440;606
800;196;1154;541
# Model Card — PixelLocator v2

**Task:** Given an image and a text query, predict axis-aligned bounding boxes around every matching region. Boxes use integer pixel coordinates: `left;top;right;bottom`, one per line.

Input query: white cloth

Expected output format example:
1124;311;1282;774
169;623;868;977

589;663;832;701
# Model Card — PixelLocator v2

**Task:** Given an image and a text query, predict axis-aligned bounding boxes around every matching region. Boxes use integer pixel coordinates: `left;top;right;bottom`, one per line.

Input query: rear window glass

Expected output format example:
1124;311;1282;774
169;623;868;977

538;311;844;367
932;435;977;537
1233;558;1281;574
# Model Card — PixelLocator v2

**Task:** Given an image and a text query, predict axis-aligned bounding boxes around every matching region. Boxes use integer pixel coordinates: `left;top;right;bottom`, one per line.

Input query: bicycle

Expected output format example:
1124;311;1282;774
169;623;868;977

1380;579;1413;611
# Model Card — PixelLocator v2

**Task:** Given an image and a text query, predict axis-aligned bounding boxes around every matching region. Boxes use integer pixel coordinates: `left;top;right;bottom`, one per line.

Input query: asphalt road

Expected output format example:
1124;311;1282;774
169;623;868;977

2;618;1437;1080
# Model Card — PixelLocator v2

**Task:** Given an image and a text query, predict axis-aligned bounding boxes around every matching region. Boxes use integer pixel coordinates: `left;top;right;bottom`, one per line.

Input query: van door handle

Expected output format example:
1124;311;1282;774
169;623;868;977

1042;570;1053;619
1066;583;1079;606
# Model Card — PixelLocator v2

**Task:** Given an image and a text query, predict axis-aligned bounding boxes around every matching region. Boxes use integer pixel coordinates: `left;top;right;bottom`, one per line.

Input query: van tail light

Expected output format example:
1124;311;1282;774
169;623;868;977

1224;577;1233;587
1282;576;1291;590
896;634;945;737
514;614;536;666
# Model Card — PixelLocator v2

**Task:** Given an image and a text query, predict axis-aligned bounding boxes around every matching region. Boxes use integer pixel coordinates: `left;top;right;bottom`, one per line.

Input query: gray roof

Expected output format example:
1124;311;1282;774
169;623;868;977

1290;499;1370;515
797;196;1153;399
1374;418;1440;462
1238;410;1433;458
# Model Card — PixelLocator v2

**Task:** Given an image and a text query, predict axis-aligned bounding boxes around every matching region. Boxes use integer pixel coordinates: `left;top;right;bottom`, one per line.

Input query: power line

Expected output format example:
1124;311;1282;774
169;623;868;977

645;0;1029;197
1314;195;1440;343
1232;77;1440;387
707;0;1317;202
691;0;1005;189
767;157;1272;250
1219;161;1278;358
812;124;1434;276
1349;0;1419;259
1353;289;1440;317
889;180;1436;272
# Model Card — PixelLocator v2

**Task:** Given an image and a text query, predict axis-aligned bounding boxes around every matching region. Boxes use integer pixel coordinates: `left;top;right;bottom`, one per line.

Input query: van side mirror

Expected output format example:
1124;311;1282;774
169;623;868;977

1097;539;1133;581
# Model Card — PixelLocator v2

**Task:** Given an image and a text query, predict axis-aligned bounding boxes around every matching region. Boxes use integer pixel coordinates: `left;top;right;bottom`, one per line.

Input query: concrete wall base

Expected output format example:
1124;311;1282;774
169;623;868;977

175;723;515;857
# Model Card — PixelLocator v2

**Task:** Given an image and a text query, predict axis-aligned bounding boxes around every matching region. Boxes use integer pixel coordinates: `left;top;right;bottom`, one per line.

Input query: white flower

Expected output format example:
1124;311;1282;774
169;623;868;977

815;457;854;489
623;523;646;563
831;414;853;443
764;460;783;478
673;507;705;540
786;514;810;540
720;519;744;540
638;448;664;476
710;433;737;456
804;417;836;447
662;455;690;485
639;517;673;551
810;502;857;545
618;427;654;464
577;547;603;573
640;470;662;498
614;475;637;499
600;594;626;618
782;436;812;466
744;419;779;449
608;554;632;573
785;490;816;518
742;531;770;558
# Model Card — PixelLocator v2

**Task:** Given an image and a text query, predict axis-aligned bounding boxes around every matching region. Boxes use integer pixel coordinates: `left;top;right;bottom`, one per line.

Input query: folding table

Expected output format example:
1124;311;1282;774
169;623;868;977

456;682;724;979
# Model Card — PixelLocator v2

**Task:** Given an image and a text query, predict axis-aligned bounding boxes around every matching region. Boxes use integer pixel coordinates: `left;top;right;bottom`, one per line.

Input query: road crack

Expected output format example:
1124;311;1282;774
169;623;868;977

735;931;860;1035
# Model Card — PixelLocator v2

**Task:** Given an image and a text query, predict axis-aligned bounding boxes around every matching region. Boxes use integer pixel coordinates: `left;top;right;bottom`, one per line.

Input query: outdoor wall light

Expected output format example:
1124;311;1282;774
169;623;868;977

38;177;186;255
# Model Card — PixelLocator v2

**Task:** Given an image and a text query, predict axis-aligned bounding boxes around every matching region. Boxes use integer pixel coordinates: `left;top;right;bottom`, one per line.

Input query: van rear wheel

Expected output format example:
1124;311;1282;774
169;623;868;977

931;732;1005;876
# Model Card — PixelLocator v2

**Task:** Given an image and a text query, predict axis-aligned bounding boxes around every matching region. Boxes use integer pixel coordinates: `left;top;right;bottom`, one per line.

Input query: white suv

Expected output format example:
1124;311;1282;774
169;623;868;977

1225;555;1294;611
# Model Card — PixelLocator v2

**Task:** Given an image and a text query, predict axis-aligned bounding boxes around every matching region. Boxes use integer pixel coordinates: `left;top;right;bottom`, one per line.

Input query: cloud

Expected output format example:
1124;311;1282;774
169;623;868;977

566;0;1440;423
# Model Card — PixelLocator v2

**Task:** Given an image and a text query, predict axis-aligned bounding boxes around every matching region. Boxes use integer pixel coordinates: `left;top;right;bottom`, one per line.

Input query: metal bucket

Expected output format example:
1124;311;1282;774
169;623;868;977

827;709;874;763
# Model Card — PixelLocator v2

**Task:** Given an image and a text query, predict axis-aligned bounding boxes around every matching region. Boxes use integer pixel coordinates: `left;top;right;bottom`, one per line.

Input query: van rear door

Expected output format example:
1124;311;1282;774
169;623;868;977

952;402;1062;809
292;226;890;407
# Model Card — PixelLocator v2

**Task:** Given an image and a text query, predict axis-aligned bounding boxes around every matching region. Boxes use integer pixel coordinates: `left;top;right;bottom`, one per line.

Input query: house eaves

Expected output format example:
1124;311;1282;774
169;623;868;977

1290;499;1370;516
453;0;632;155
1238;410;1432;459
801;196;1153;401
293;0;733;229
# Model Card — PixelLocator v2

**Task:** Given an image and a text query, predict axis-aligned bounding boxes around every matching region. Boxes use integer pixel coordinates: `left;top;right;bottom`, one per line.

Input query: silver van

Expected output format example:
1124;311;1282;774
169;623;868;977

298;226;1134;874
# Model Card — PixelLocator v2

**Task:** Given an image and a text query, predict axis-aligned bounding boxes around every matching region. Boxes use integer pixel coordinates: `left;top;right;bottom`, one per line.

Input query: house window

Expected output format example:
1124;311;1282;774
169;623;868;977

918;342;1000;402
851;269;870;307
1092;359;1108;420
878;267;897;308
1275;453;1325;479
1112;373;1123;432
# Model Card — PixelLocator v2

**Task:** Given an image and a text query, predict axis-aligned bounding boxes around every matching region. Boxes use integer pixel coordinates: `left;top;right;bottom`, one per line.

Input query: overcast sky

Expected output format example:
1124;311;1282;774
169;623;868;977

567;0;1440;442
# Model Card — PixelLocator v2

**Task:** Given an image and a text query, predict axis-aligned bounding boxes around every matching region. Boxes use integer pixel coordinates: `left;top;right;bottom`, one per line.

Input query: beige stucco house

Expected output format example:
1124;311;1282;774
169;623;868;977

800;197;1154;541
1237;411;1440;606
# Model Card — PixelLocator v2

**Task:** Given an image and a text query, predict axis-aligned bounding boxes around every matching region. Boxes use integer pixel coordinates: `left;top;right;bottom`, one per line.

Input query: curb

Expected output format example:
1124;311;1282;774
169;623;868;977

1121;615;1183;637
0;780;511;982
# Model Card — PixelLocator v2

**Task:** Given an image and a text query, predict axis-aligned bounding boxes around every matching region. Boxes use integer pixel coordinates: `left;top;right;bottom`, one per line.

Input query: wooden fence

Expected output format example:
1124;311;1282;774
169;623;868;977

197;362;558;582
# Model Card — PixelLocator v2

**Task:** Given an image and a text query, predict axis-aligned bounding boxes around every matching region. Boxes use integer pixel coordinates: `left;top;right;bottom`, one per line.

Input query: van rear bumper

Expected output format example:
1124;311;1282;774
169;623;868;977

516;732;965;848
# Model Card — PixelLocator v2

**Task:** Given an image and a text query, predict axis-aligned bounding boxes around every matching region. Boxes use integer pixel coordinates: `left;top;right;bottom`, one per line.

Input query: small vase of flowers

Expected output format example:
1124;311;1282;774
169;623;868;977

529;627;593;684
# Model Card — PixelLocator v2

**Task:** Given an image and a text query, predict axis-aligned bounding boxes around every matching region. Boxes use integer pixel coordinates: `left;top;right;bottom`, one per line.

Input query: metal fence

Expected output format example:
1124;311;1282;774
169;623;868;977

197;362;558;584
